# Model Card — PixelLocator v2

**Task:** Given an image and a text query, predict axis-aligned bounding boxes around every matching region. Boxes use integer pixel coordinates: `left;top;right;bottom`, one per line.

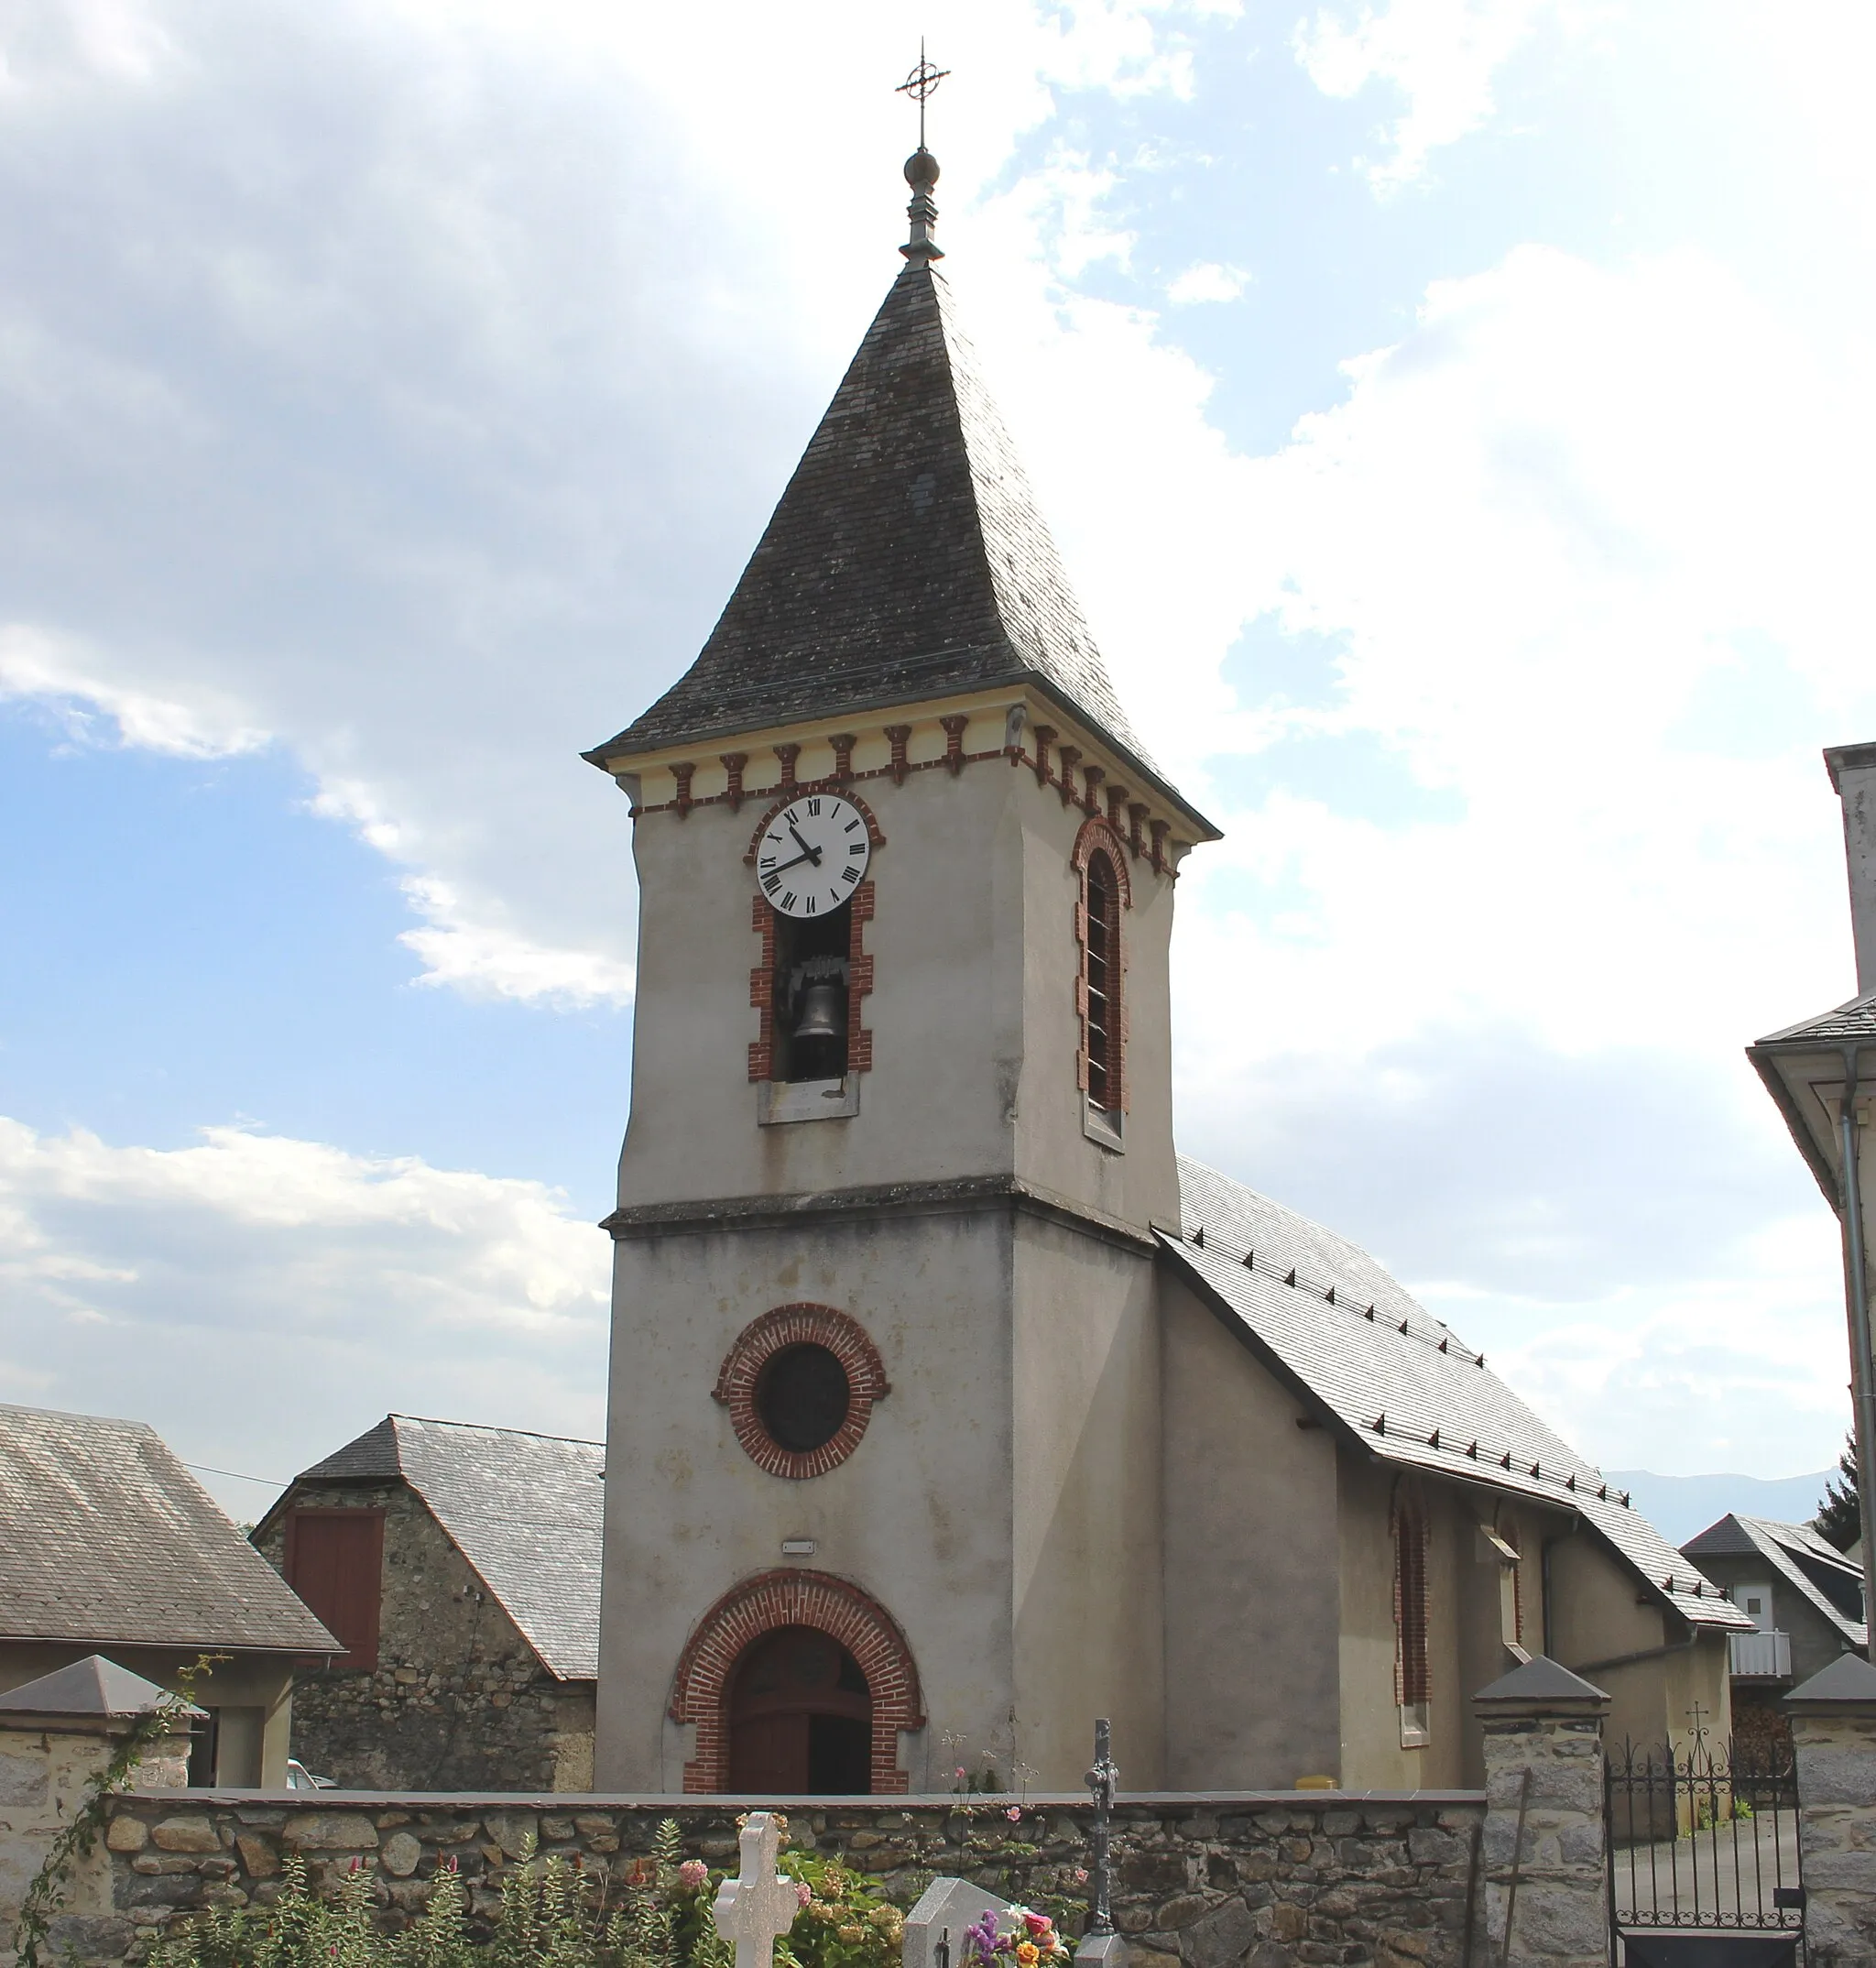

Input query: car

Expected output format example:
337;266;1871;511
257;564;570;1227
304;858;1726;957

284;1758;335;1789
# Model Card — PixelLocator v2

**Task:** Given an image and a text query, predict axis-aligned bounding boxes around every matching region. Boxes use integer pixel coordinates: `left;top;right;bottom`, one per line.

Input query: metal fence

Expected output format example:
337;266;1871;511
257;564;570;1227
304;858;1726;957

1607;1736;1805;1954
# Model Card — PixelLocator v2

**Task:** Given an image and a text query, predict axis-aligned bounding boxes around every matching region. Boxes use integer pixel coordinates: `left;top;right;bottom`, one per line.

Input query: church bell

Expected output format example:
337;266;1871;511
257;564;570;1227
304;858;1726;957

791;980;846;1044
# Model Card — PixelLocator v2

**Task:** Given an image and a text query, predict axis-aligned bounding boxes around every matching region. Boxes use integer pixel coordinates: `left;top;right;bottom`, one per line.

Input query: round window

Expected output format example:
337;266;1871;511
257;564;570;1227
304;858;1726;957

756;1343;852;1454
713;1305;888;1479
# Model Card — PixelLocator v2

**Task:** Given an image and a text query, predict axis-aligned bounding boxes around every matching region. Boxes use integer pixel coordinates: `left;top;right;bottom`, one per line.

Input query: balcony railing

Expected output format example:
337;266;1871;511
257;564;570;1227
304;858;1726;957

1729;1629;1792;1678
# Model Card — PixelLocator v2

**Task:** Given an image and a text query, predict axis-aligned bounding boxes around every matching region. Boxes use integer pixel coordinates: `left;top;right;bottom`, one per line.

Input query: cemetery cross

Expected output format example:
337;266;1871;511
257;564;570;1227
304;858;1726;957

713;1812;801;1968
1085;1718;1118;1939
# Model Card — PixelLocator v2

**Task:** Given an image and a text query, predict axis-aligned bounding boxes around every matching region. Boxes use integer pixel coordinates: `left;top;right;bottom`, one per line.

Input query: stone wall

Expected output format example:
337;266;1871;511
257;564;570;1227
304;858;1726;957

93;1790;1486;1967
1791;1701;1876;1968
252;1484;594;1791
0;1720;190;1968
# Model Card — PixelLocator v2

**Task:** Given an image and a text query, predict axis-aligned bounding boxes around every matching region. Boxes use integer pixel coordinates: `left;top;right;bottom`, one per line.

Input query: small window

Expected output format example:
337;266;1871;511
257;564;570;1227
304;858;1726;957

1394;1487;1430;1746
1080;846;1123;1135
286;1510;385;1670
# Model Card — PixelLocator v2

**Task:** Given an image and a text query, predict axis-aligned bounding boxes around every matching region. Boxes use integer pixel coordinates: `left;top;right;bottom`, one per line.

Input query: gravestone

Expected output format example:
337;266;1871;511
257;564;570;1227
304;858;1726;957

903;1878;1017;1968
712;1812;801;1968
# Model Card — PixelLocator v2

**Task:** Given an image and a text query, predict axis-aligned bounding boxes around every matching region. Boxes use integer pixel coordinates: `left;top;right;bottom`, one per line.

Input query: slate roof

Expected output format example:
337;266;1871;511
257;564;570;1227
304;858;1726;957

1787;1650;1876;1704
1474;1656;1609;1704
586;262;1207;829
1751;989;1876;1047
1682;1514;1868;1651
0;1404;338;1654
283;1415;604;1681
1162;1161;1751;1635
0;1654;202;1720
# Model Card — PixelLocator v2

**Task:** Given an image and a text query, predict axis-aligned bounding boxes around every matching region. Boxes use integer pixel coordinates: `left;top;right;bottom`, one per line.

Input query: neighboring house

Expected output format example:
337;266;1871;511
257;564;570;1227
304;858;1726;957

252;1415;602;1790
580;150;1751;1796
0;1403;337;1786
1681;1514;1869;1743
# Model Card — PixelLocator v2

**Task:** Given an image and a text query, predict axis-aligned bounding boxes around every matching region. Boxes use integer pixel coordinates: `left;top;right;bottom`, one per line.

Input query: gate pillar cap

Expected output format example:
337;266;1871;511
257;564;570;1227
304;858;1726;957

1472;1654;1609;1712
1785;1651;1876;1711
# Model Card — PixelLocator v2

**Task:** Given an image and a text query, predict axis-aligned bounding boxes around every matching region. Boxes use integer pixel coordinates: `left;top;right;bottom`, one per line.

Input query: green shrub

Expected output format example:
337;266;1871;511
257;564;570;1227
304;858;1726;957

138;1816;912;1968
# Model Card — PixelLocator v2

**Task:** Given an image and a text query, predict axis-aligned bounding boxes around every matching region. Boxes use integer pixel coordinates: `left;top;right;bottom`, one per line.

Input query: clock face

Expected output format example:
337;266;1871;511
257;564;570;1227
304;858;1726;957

755;794;871;918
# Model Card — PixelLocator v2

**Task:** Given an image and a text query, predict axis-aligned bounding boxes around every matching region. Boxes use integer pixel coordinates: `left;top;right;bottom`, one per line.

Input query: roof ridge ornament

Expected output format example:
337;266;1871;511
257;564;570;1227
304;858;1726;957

896;42;948;264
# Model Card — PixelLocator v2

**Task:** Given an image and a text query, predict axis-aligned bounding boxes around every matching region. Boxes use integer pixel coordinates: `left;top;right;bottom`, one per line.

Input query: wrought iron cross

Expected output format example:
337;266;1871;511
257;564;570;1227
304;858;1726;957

1085;1718;1118;1938
1685;1700;1710;1754
896;40;950;149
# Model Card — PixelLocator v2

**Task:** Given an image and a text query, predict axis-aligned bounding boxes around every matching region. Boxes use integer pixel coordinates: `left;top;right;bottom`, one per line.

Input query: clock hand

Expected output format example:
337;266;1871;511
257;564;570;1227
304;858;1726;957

787;824;823;866
768;847;816;875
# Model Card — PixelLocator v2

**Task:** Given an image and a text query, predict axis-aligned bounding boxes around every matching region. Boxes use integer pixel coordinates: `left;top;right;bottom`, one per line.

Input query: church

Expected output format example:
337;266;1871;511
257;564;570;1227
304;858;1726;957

583;141;1747;1799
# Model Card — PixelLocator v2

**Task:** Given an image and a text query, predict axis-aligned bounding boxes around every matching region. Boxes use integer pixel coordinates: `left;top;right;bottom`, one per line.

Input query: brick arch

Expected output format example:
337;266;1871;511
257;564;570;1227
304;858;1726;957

713;1303;889;1480
1071;815;1132;908
669;1569;924;1794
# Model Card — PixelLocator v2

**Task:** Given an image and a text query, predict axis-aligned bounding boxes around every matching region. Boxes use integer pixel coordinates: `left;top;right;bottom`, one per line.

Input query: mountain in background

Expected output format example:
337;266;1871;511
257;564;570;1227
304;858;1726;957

1609;1469;1833;1547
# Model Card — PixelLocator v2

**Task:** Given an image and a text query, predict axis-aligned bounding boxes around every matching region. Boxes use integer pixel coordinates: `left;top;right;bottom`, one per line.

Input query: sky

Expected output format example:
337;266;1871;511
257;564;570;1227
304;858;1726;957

3;0;1871;1524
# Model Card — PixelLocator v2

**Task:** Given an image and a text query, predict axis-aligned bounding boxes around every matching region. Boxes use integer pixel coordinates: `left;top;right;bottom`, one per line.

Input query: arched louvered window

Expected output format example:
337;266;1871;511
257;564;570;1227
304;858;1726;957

1393;1484;1431;1747
1083;847;1121;1117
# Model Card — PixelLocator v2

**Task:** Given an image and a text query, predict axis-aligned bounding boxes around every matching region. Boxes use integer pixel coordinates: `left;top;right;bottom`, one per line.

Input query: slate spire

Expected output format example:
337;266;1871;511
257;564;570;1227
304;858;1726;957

587;161;1199;821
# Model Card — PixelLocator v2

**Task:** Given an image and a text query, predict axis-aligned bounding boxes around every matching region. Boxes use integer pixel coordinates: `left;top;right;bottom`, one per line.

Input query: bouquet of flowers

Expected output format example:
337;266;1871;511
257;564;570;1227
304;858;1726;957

962;1908;1072;1968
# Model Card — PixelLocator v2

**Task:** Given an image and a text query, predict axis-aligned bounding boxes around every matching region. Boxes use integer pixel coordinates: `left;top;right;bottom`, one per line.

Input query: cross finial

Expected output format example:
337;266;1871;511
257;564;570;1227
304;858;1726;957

897;42;948;265
897;39;949;148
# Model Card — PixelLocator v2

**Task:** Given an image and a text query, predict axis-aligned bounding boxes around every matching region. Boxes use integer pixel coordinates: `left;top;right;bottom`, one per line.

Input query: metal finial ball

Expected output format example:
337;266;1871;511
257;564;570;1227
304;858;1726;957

904;148;940;191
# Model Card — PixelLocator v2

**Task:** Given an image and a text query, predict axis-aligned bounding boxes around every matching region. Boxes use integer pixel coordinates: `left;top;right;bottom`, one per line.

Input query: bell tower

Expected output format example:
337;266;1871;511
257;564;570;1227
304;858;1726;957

586;125;1216;1794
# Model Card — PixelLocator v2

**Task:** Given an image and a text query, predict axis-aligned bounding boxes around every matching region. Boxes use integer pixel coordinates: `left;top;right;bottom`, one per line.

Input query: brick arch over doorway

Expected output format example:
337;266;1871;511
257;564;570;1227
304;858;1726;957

668;1569;924;1794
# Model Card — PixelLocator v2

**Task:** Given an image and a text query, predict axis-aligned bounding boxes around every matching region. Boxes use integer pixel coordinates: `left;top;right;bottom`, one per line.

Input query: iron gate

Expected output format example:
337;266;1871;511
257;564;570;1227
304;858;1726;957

1606;1735;1805;1965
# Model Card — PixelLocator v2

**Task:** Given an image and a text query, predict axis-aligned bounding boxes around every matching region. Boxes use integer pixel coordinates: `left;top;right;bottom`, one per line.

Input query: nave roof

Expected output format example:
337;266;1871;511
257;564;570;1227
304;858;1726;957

1162;1160;1751;1635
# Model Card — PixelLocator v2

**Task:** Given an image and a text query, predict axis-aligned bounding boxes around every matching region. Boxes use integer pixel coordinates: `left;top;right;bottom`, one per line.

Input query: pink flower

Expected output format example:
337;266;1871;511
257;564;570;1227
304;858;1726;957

678;1860;708;1889
1005;1807;1022;1822
797;1882;814;1908
1024;1915;1052;1935
1073;1870;1088;1886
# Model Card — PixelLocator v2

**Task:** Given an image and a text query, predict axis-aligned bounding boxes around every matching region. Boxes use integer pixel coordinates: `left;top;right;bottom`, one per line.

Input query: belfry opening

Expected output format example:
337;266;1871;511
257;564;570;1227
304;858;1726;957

726;1625;872;1795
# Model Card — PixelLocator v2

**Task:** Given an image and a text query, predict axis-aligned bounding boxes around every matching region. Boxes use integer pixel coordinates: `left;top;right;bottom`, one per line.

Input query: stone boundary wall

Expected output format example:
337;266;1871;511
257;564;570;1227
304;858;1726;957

97;1790;1487;1968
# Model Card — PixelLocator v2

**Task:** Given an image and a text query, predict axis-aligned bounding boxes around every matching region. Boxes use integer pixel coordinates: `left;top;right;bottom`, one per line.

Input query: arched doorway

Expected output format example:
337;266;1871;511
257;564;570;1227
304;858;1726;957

727;1625;872;1794
669;1569;922;1793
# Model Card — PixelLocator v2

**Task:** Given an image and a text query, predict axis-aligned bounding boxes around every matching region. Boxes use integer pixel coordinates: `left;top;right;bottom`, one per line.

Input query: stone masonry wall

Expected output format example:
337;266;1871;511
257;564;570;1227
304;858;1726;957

253;1485;594;1792
93;1791;1485;1968
0;1723;190;1968
1476;1712;1605;1968
1791;1710;1876;1968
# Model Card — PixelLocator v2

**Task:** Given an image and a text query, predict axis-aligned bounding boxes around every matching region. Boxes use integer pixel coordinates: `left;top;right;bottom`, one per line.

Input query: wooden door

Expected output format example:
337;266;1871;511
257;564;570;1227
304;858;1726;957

728;1711;811;1793
727;1626;872;1796
285;1510;385;1668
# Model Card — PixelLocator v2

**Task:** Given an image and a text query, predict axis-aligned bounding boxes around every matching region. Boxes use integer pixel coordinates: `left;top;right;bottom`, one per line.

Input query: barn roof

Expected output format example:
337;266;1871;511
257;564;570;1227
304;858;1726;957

1162;1160;1752;1635
284;1415;605;1681
0;1404;338;1656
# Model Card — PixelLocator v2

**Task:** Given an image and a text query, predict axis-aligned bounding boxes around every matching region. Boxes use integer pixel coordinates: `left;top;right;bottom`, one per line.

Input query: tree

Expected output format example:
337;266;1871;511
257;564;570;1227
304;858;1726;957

1814;1433;1863;1551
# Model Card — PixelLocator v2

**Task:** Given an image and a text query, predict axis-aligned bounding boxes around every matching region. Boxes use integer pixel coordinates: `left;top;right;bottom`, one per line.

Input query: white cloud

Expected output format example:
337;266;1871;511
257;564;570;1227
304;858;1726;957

0;1115;611;1514
397;873;635;1007
1293;0;1577;189
0;624;269;759
1444;1207;1850;1479
1167;260;1247;303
